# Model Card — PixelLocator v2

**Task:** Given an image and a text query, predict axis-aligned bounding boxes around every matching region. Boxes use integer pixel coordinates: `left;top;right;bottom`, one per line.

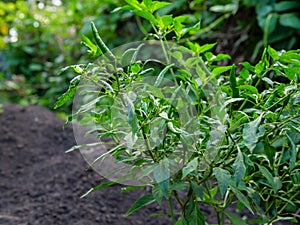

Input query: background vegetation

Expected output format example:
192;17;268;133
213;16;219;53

1;0;299;115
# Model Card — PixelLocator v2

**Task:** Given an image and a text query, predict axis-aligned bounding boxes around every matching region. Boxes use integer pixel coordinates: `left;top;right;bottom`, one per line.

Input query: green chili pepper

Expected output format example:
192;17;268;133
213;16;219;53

90;21;115;60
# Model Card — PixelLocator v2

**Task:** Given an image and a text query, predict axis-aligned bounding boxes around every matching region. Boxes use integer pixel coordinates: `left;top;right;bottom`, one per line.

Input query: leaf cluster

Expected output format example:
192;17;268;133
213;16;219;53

56;1;300;224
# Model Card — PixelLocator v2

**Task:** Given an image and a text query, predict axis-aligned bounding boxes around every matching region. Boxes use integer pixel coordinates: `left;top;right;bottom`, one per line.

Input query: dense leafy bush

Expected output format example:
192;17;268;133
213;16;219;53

56;0;300;224
1;0;300;114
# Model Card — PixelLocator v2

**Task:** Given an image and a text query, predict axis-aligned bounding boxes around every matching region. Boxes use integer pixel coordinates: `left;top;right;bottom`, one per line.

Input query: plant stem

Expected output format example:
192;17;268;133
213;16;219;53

168;197;176;225
174;190;184;208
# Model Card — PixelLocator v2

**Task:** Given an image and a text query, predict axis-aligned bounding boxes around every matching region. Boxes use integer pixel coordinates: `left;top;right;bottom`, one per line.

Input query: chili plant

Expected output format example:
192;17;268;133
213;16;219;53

55;1;300;224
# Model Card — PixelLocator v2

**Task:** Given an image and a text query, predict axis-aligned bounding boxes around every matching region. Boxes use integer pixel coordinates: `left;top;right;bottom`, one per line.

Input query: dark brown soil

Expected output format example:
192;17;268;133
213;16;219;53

0;103;290;225
0;103;174;225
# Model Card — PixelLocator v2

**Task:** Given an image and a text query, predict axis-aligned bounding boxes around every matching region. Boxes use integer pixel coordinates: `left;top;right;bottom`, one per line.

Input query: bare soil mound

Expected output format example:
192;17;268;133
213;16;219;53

0;103;172;225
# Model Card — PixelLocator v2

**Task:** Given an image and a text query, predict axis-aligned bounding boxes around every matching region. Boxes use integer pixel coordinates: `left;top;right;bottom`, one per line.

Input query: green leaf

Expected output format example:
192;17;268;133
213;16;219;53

81;181;117;198
130;43;145;65
241;62;255;72
126;94;138;134
257;164;273;184
257;164;281;193
175;217;188;225
191;182;203;200
169;182;188;191
156;14;173;30
199;43;217;54
134;9;157;25
243;114;263;152
152;184;164;205
232;149;246;183
274;1;300;12
262;13;278;36
125;194;156;216
273;177;282;193
279;13;300;30
238;85;258;94
230;184;254;214
151;1;171;12
213;53;232;61
221;98;244;111
212;65;232;77
225;212;248;225
255;61;264;75
153;157;170;198
130;63;141;73
81;34;99;56
264;142;276;165
54;75;81;109
256;4;272;17
267;46;279;61
280;51;300;66
154;64;174;87
184;199;206;225
262;77;274;87
182;158;198;179
143;0;152;9
213;167;231;198
125;0;144;10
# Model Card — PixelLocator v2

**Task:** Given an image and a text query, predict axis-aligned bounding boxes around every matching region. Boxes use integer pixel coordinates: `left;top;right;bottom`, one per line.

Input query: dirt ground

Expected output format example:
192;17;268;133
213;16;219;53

0;103;290;225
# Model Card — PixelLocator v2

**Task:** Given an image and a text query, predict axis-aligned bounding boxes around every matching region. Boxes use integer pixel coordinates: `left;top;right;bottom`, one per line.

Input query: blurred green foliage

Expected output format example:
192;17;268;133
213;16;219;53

0;0;140;112
0;0;299;113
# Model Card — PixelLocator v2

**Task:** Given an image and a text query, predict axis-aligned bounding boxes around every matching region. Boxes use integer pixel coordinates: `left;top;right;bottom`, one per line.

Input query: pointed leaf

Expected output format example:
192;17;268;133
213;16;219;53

175;217;188;225
232;149;246;183
257;164;281;192
213;167;231;197
230;184;254;214
81;181;117;198
225;212;249;225
152;184;164;205
182;158;198;179
125;194;155;216
81;34;99;55
191;182;203;200
185;199;205;225
243;114;263;152
54;85;76;109
199;43;217;54
154;64;174;87
267;46;279;61
151;1;171;12
212;66;232;77
238;85;258;94
153;158;170;198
